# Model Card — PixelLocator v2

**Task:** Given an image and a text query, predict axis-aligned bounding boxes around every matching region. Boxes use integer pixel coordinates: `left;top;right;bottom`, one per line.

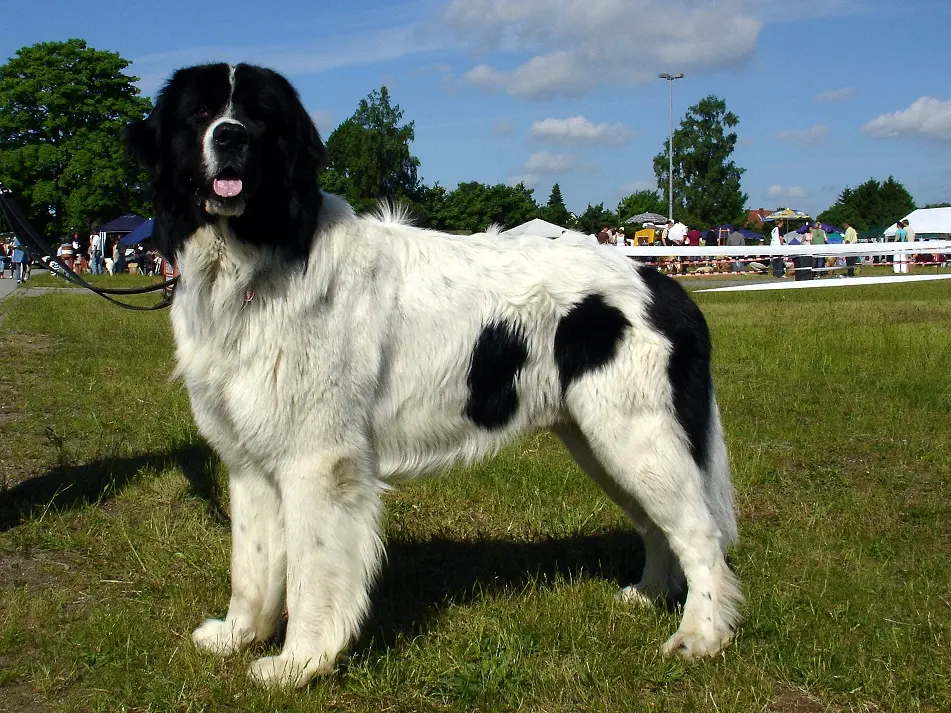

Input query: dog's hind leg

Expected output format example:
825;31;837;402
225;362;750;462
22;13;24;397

565;406;742;658
248;452;383;688
193;460;286;656
555;423;685;604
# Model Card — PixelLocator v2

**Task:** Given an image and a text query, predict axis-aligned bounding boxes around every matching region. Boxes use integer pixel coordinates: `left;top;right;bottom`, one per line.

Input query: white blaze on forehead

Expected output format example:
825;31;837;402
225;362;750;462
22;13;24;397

201;64;246;189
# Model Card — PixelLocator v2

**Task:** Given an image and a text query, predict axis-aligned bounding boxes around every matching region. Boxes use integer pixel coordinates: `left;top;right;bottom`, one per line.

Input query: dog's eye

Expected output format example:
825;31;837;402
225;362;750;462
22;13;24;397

191;105;210;119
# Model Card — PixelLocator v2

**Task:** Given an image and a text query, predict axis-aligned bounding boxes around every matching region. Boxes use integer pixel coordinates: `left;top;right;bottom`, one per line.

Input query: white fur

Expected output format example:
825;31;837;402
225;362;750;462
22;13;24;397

176;193;742;687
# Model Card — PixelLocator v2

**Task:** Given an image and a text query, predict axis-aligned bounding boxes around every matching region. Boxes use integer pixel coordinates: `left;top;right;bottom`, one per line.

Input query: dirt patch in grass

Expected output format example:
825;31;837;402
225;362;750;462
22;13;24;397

0;546;84;592
768;687;827;713
0;682;55;713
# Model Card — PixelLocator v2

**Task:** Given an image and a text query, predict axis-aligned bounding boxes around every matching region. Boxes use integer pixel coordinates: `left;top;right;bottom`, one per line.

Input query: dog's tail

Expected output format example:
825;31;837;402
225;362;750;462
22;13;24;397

700;392;738;551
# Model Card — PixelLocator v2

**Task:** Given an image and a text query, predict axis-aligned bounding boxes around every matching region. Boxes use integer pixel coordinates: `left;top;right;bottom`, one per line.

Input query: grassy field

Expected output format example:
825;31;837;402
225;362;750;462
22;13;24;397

0;274;949;712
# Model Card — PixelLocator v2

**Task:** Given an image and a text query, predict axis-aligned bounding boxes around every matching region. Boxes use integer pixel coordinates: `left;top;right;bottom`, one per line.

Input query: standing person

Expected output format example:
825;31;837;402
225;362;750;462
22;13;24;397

660;219;673;246
668;221;688;274
903;219;917;270
0;241;7;278
726;229;745;272
60;237;75;272
89;232;102;275
12;237;27;283
843;222;858;277
893;220;909;273
811;222;827;275
770;222;785;277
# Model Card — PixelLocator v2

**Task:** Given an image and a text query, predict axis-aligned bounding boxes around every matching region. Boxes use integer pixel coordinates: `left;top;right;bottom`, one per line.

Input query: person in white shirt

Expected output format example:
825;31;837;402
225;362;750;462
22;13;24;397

903;220;916;273
770;223;785;277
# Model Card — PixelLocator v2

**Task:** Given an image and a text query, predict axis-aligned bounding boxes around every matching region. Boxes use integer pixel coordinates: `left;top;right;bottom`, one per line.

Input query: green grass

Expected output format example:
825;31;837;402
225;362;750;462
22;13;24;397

1;277;950;712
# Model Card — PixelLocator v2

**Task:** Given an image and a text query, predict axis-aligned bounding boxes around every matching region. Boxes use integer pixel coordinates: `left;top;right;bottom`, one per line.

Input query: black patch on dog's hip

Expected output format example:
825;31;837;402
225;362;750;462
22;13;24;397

465;320;529;429
554;293;631;392
636;267;713;468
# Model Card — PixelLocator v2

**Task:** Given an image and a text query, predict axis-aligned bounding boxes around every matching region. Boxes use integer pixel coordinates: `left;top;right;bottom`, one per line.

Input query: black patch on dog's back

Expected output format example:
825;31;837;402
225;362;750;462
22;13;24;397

465;320;529;429
636;267;713;468
554;294;631;392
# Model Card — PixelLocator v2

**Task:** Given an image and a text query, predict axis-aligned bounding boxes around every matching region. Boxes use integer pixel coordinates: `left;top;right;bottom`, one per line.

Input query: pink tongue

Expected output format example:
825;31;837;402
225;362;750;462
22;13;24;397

213;178;243;198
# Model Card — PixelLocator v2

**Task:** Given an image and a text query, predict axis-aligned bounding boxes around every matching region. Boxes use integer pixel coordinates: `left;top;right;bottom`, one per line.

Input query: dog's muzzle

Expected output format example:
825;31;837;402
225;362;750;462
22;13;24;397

203;120;249;216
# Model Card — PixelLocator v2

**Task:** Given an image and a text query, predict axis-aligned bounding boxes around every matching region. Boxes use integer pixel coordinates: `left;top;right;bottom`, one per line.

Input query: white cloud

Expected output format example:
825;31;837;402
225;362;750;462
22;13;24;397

509;150;581;188
531;115;633;146
813;87;855;103
132;22;447;94
765;185;810;203
861;97;951;143
440;0;763;100
464;64;508;91
775;124;830;146
524;151;578;174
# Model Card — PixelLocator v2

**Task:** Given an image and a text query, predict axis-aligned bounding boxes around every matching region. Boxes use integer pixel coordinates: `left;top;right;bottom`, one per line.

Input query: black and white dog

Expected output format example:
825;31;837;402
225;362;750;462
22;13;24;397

125;63;742;688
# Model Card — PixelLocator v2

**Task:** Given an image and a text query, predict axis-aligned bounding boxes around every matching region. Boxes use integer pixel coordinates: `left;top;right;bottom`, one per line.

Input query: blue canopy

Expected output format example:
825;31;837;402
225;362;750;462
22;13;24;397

119;218;154;246
98;214;147;233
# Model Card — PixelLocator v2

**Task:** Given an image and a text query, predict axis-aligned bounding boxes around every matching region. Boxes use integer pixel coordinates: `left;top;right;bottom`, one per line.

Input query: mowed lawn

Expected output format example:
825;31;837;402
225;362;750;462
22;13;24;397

0;275;949;712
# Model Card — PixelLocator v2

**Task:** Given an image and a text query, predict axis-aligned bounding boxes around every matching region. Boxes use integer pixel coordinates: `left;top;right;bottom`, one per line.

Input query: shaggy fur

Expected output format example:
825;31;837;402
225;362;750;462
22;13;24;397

125;63;743;688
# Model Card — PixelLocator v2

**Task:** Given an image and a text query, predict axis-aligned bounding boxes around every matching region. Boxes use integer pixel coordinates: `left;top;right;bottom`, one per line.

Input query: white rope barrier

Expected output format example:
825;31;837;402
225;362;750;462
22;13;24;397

613;240;951;258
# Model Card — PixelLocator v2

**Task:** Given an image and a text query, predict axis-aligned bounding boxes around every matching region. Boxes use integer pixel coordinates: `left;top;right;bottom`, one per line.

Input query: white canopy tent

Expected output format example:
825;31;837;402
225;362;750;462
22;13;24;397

883;207;951;238
501;218;592;241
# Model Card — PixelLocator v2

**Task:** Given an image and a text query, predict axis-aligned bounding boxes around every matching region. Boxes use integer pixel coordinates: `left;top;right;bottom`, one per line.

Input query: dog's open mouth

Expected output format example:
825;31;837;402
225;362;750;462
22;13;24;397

212;169;243;199
204;168;246;217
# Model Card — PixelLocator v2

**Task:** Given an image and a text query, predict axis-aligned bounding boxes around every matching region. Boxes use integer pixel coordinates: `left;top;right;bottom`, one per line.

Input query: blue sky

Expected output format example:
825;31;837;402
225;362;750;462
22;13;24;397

6;0;951;220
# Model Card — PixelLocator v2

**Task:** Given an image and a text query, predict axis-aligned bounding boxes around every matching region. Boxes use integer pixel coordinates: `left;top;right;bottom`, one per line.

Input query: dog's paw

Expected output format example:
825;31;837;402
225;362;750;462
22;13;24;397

247;653;332;688
662;627;729;659
192;618;254;657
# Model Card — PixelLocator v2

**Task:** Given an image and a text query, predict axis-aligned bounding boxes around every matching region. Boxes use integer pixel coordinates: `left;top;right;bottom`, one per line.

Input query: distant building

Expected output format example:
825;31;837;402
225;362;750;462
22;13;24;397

745;208;772;230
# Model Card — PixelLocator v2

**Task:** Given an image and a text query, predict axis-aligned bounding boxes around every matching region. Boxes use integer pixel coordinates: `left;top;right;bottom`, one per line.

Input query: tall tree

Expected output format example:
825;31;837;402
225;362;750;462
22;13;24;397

322;86;420;213
0;39;152;237
817;177;916;230
426;181;538;233
537;183;571;226
653;95;747;228
573;202;617;235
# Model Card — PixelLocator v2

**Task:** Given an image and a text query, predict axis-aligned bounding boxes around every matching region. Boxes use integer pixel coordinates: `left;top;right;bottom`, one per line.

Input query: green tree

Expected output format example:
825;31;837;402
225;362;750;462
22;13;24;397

573;202;617;235
653;95;747;228
817;177;916;230
618;189;666;223
0;39;152;237
421;181;537;233
322;86;420;213
536;182;571;226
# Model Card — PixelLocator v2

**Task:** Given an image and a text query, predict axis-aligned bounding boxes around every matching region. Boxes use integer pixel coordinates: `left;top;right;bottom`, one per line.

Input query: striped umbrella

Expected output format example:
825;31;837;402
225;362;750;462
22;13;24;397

763;208;811;221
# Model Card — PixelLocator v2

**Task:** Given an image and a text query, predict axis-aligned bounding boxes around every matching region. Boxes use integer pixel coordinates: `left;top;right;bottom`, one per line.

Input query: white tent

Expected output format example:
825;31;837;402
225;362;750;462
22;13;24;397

883;207;951;238
501;218;591;241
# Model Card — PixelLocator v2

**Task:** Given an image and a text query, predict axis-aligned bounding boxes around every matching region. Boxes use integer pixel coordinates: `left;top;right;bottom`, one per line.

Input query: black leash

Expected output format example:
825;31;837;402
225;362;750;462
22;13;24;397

0;180;177;310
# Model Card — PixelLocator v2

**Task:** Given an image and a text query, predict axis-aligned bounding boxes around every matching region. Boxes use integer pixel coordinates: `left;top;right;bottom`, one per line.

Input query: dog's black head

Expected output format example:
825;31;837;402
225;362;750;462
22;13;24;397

125;63;326;261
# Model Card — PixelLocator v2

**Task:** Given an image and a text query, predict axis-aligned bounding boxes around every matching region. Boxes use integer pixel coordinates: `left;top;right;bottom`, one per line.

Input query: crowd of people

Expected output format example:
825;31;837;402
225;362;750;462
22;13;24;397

1;232;165;281
595;216;935;278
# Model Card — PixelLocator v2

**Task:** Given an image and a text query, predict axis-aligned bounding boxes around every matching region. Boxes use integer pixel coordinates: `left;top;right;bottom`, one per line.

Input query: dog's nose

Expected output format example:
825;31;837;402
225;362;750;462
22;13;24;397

212;122;248;152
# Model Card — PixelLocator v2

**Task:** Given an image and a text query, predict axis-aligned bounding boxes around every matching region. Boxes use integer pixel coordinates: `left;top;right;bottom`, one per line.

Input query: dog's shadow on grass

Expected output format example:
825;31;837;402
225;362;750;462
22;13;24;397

0;442;226;531
358;528;646;655
2;445;647;656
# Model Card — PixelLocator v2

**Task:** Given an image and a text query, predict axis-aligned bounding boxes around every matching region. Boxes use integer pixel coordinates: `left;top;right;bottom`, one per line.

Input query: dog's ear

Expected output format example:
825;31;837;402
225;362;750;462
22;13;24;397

123;118;159;174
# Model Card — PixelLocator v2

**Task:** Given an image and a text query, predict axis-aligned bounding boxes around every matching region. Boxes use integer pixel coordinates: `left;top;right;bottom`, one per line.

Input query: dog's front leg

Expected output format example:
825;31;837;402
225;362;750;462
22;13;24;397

193;463;286;656
248;453;383;688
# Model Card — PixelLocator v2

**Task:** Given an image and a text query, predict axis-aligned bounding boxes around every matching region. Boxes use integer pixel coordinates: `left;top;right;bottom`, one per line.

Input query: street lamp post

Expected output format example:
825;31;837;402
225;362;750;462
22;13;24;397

658;72;684;221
